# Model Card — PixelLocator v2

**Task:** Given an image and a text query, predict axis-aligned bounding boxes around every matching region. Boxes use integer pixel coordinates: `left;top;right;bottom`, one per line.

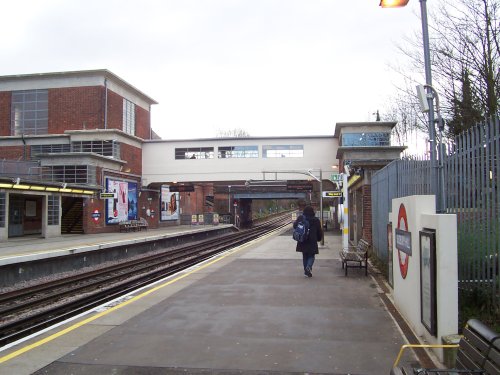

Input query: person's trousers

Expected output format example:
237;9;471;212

302;253;315;271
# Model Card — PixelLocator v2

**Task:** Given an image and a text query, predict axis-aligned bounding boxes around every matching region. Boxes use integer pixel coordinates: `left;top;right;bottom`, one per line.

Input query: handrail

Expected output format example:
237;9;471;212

393;344;460;368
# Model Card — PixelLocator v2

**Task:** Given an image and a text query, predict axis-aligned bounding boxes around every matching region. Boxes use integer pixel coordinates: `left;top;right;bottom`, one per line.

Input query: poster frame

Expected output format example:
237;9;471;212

420;228;437;336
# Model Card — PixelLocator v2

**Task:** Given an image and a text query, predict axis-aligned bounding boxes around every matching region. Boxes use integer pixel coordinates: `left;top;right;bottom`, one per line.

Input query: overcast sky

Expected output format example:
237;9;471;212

1;0;422;140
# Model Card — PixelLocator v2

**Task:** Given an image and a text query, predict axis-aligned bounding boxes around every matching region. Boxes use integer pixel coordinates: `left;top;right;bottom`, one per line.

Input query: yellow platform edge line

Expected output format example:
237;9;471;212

0;228;280;364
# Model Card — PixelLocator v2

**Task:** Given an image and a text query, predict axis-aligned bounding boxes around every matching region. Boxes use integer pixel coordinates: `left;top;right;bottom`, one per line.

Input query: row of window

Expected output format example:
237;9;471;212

31;141;120;160
41;165;97;185
342;133;391;147
174;145;305;160
10;90;136;136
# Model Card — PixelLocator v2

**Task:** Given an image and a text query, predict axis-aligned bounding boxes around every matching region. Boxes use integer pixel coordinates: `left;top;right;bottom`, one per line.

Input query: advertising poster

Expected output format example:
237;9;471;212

106;178;138;224
160;185;179;221
420;229;437;335
127;182;138;220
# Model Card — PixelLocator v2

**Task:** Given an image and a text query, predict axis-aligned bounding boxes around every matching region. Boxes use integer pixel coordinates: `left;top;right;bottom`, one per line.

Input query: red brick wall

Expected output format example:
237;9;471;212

120;144;142;175
362;184;372;243
0;92;11;136
106;90;123;131
83;197;108;234
48;87;105;133
135;105;151;140
1;146;25;159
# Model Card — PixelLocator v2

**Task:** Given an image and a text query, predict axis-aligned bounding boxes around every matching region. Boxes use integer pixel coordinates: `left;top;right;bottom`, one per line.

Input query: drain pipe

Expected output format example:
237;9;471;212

21;133;26;160
104;78;108;129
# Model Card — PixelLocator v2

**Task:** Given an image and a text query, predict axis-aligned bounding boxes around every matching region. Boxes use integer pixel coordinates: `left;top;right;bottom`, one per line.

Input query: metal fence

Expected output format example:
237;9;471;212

446;117;499;314
372;117;499;314
371;158;431;262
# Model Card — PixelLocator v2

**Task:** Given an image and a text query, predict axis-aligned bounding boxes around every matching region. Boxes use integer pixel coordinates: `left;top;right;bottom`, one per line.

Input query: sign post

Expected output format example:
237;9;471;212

342;173;349;250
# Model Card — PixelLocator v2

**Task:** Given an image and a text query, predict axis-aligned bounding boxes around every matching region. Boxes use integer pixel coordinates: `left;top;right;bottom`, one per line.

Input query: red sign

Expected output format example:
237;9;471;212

397;204;410;279
92;209;101;222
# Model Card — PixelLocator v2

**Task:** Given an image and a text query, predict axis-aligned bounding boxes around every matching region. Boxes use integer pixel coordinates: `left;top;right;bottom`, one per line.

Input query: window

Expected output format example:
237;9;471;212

72;140;120;158
123;99;135;135
0;193;5;227
41;165;97;185
11;90;48;135
31;144;71;159
175;147;214;159
47;195;59;225
262;145;303;158
341;133;390;147
218;146;258;158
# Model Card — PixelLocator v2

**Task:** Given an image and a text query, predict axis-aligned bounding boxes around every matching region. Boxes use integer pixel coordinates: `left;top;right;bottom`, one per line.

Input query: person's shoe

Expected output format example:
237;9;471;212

305;269;312;277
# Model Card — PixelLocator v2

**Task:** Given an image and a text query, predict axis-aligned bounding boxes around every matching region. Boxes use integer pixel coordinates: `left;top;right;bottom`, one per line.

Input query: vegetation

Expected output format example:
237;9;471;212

384;0;500;143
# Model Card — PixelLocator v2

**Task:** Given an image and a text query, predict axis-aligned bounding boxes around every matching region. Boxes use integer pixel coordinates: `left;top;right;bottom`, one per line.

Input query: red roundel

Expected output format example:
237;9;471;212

397;204;409;279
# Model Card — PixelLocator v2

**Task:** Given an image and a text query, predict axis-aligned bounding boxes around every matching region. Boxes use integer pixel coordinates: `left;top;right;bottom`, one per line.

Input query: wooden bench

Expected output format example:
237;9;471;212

138;217;148;230
119;220;137;232
120;218;148;232
390;319;500;375
339;238;370;276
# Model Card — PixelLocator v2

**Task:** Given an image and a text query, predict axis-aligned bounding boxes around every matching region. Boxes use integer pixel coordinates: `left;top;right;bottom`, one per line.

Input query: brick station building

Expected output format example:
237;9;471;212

0;70;159;239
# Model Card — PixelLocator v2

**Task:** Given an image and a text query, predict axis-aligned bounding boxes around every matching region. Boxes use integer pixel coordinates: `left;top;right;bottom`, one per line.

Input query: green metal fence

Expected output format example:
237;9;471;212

372;117;499;324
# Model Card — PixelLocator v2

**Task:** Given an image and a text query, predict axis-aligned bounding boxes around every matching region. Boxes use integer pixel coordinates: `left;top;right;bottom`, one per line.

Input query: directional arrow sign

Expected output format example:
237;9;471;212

323;191;342;198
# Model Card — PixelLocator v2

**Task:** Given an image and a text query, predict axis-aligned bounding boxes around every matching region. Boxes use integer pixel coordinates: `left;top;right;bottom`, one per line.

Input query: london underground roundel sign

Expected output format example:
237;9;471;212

397;204;410;279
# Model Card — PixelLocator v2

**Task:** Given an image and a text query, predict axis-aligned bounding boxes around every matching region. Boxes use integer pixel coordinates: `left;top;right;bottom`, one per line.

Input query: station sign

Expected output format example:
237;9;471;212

286;181;313;191
100;192;116;199
323;191;342;198
168;184;195;192
330;174;343;182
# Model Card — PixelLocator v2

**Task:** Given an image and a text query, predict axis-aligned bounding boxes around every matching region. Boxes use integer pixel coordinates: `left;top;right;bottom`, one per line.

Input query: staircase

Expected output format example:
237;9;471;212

61;199;84;234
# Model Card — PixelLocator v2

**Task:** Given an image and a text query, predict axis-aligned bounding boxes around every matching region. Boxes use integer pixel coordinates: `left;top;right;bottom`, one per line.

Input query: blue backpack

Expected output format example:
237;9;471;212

293;216;310;243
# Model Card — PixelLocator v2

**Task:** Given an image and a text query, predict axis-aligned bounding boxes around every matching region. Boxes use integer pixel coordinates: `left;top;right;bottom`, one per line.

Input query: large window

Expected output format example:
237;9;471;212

342;133;390;147
262;145;303;158
218;146;258;158
11;89;48;135
72;140;120;158
175;147;214;159
123;99;135;136
47;195;59;226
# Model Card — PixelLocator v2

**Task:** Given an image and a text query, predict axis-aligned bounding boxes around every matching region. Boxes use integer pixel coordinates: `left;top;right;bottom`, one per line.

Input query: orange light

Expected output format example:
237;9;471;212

379;0;409;7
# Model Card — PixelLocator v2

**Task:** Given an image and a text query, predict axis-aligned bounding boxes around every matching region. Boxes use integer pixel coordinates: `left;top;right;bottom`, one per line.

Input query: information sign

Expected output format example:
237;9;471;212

100;192;116;199
169;185;195;192
323;191;342;198
330;174;343;182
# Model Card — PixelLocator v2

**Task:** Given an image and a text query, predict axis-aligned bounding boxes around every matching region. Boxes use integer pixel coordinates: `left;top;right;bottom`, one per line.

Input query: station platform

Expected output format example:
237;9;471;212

0;224;234;266
0;228;416;375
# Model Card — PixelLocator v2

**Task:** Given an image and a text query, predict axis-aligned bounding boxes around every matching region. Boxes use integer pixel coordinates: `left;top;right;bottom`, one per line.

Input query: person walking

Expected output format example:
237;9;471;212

293;205;323;278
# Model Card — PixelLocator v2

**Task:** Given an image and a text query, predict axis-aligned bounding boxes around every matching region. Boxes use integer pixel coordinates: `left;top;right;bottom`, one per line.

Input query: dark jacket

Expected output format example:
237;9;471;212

293;213;323;255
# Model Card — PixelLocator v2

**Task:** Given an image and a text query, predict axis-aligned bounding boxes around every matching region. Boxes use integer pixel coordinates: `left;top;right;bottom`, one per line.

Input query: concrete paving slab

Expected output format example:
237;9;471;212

0;228;416;375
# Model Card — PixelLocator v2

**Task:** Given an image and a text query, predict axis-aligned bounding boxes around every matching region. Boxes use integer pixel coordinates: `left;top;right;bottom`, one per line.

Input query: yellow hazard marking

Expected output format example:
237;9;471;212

343;228;349;234
344;207;348;214
0;228;281;364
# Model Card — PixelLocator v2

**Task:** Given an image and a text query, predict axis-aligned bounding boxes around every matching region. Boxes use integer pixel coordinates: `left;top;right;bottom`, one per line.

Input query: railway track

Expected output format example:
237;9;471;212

0;214;291;347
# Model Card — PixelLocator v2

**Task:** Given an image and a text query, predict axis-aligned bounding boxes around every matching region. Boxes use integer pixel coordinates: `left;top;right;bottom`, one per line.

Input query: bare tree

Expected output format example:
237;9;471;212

387;0;499;138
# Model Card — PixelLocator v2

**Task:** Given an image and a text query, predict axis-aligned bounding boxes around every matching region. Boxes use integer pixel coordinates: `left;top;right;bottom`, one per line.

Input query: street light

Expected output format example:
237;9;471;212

379;0;409;7
379;0;440;212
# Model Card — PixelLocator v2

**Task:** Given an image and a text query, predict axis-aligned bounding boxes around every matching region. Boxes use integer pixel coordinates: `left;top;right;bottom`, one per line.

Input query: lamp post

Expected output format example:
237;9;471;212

307;169;324;246
380;0;440;211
